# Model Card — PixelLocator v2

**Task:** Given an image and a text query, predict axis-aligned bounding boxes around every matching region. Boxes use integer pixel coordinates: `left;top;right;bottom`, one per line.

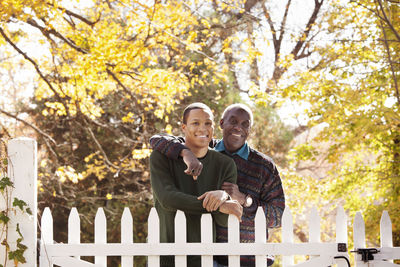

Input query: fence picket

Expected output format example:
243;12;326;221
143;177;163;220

255;207;267;267
282;207;294;267
95;208;107;267
40;207;54;267
354;211;368;267
68;208;80;260
175;210;187;267
121;207;134;267
336;205;349;267
147;208;159;267
309;206;320;243
201;213;213;267
228;214;240;267
381;211;393;248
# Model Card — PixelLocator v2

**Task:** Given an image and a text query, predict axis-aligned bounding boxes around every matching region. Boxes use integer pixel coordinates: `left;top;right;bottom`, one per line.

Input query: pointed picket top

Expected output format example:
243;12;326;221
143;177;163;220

336;205;347;244
121;207;133;267
309;205;320;243
380;211;393;247
255;207;267;267
255;206;266;243
228;214;240;267
41;207;53;244
175;210;187;267
121;207;133;243
282;206;293;243
353;211;366;249
95;208;107;267
228;214;240;243
175;210;186;243
201;214;213;267
147;208;160;266
68;208;80;244
282;206;294;267
148;207;160;243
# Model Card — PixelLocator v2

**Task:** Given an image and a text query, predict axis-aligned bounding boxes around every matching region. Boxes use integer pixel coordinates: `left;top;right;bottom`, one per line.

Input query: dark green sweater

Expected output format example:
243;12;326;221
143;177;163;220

150;149;237;267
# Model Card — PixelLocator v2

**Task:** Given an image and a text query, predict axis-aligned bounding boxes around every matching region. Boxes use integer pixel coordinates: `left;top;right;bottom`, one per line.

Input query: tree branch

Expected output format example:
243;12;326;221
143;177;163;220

25;19;89;54
0;108;57;145
375;0;400;42
0;27;65;106
379;20;400;107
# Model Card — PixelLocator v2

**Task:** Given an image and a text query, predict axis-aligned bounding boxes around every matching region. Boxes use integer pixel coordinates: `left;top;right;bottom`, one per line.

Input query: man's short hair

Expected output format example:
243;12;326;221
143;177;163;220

182;102;214;124
221;103;253;126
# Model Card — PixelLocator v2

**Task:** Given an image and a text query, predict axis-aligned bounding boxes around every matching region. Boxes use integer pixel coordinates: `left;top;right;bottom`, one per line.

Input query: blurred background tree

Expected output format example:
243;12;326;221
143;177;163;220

0;0;399;265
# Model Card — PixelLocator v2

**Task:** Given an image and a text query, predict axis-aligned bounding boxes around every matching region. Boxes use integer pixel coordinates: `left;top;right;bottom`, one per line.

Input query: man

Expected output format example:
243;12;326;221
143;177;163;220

150;102;243;267
150;103;285;266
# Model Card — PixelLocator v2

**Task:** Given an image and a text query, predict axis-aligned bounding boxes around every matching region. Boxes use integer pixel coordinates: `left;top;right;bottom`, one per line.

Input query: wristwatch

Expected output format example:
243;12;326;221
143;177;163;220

243;194;253;208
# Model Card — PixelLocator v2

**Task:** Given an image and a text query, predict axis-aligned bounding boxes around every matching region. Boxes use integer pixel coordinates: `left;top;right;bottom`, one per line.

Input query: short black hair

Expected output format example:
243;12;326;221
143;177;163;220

182;102;213;124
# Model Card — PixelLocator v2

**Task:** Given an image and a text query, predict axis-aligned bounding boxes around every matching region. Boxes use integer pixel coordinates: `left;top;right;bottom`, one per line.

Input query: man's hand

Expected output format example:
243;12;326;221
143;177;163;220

181;149;203;180
219;200;243;222
221;182;246;205
198;190;229;212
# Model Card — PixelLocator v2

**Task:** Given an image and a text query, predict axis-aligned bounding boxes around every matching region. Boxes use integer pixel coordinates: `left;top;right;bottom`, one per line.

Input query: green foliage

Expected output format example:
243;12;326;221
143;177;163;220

0;140;29;266
0;177;13;191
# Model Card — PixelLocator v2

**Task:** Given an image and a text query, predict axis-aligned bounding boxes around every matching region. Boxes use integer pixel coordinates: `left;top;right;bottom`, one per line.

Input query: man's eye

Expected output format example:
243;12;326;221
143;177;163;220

242;122;250;128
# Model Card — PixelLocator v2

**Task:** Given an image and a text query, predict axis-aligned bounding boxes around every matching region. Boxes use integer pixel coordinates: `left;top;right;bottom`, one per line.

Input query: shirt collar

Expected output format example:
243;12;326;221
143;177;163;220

215;140;249;160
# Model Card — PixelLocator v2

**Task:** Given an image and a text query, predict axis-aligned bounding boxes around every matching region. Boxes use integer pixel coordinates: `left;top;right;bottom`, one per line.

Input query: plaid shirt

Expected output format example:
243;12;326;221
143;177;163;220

149;135;285;266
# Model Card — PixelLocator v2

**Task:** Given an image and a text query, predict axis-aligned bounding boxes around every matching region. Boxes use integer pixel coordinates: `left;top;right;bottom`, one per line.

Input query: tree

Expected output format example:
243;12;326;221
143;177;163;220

284;0;400;248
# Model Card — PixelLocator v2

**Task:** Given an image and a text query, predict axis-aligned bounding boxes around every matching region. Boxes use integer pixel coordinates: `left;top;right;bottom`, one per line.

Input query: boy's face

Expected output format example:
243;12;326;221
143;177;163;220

182;108;214;150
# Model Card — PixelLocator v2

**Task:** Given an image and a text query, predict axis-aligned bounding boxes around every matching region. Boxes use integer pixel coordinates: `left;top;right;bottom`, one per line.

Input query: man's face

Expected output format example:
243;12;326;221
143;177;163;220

182;108;214;149
220;107;251;153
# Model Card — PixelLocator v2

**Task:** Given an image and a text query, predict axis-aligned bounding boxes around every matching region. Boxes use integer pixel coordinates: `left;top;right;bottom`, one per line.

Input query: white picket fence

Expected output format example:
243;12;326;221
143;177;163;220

2;138;400;266
39;205;350;267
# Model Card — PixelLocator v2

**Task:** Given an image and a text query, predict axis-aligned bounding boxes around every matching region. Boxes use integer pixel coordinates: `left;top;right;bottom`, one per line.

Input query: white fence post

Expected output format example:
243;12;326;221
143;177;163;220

95;208;107;267
336;205;349;267
147;208;159;267
6;137;37;266
121;207;134;267
354;211;368;267
40;207;53;267
68;207;80;260
228;214;240;267
282;207;294;267
175;210;187;267
255;207;267;267
201;213;213;267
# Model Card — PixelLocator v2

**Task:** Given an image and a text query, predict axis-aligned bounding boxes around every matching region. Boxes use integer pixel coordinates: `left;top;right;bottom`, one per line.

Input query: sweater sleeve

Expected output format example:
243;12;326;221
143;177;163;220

258;163;285;228
150;150;207;214
149;134;187;160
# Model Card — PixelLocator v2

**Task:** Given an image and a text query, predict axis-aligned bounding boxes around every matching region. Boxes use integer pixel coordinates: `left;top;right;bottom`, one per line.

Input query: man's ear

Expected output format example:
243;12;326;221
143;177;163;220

181;123;186;133
219;119;224;129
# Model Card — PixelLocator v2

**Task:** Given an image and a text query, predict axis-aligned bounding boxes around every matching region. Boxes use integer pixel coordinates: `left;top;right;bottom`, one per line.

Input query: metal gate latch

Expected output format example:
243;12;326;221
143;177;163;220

351;248;379;262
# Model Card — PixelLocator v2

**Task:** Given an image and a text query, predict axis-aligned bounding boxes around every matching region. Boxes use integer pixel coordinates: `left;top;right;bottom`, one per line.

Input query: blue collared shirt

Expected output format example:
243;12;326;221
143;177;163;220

214;140;250;160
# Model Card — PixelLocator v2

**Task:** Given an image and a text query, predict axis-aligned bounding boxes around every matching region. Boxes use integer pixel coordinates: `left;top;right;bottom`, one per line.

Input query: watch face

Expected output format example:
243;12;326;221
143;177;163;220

245;195;252;207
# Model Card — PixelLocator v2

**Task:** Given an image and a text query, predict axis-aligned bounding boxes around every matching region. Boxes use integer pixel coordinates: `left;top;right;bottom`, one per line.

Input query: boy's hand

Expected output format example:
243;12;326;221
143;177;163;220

181;149;203;179
198;190;229;211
